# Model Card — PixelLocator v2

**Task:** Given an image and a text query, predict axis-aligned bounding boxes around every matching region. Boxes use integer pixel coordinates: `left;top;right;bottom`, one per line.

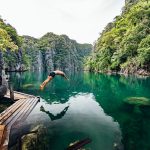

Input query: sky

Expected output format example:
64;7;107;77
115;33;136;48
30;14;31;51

0;0;125;44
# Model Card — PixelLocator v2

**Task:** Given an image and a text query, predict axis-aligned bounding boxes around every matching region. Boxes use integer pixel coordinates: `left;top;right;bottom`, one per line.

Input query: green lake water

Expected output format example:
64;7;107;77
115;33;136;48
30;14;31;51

8;71;150;150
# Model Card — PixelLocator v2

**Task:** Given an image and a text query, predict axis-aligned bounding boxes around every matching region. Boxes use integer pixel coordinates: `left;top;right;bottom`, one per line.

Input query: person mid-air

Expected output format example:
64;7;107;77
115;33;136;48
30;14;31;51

40;70;68;90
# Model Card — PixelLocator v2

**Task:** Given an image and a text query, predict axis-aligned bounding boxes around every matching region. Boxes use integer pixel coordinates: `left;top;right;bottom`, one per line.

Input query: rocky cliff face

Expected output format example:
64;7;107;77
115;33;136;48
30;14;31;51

22;33;92;71
0;16;92;73
3;48;24;71
21;36;41;71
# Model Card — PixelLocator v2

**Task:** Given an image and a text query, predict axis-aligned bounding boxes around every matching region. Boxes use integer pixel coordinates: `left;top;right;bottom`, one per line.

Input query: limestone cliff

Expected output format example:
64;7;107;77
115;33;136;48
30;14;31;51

22;33;92;71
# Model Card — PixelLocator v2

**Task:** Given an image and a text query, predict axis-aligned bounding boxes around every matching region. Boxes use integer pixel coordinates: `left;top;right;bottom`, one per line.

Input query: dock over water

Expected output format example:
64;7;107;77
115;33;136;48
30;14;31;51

0;91;40;150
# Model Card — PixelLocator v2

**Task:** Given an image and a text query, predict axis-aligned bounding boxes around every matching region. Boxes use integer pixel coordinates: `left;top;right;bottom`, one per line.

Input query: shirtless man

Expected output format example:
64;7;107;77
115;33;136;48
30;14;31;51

40;70;68;90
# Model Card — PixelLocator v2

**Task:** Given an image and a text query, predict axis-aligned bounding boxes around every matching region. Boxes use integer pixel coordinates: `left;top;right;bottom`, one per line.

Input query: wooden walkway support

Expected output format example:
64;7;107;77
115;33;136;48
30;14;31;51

0;91;40;150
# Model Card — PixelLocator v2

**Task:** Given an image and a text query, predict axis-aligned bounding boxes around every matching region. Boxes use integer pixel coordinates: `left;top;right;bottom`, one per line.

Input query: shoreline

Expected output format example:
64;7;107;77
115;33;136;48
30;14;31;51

5;69;28;72
84;69;150;77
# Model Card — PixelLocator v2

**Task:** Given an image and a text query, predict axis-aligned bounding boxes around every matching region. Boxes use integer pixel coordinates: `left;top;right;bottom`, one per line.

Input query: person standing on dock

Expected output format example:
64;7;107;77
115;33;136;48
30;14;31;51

40;70;68;90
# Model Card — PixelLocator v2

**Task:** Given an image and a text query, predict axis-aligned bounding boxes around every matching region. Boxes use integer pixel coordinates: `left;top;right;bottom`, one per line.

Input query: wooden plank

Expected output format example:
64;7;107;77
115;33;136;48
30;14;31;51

0;145;7;150
2;98;39;149
2;99;34;146
0;98;34;149
5;92;26;100
5;98;34;127
5;91;34;101
12;91;34;99
0;99;25;117
0;125;7;150
0;90;39;150
14;98;37;123
0;99;26;124
12;98;39;129
18;98;39;122
0;125;6;146
1;91;35;118
4;99;34;126
0;100;25;123
1;129;9;150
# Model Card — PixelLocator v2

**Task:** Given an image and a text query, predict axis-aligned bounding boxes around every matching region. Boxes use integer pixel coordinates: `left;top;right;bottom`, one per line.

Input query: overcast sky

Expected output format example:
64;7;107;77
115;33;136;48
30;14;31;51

0;0;125;44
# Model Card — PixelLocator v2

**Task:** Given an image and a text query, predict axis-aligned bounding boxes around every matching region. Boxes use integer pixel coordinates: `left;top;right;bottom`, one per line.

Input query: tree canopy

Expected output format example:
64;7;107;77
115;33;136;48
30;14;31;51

85;0;150;74
0;18;18;51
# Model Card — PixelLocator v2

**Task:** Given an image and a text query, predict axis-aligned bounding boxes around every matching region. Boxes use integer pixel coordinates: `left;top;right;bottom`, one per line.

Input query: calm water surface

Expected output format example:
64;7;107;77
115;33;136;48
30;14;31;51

8;71;150;150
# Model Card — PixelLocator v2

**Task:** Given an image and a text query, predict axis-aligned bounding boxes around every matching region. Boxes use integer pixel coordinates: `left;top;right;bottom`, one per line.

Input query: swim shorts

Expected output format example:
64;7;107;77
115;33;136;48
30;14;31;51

49;71;56;78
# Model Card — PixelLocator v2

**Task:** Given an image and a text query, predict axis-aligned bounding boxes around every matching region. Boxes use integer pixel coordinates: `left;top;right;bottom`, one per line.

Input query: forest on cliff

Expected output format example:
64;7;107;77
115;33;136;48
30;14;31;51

1;0;150;75
85;0;150;75
0;18;92;73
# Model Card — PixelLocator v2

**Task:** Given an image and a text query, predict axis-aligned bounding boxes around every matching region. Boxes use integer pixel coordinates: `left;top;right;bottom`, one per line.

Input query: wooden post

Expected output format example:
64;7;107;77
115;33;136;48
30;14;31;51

9;84;14;101
0;125;7;150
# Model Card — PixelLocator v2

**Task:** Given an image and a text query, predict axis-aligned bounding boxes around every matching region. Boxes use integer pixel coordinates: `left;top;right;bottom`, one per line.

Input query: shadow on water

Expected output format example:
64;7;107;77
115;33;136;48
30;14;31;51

8;71;150;150
0;97;13;113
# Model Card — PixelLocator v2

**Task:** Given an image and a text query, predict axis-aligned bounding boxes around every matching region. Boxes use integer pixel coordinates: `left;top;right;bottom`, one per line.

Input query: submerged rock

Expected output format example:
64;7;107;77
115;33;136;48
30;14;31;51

124;97;150;106
21;124;49;150
22;84;34;88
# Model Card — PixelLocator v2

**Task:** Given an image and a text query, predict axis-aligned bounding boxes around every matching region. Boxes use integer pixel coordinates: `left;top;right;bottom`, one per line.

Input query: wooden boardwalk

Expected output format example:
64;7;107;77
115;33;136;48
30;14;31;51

0;91;40;150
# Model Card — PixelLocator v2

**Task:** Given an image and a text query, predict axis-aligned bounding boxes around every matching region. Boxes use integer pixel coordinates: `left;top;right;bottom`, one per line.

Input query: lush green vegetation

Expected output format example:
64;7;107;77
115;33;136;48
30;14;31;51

0;17;92;72
85;0;150;75
0;17;21;84
22;33;92;71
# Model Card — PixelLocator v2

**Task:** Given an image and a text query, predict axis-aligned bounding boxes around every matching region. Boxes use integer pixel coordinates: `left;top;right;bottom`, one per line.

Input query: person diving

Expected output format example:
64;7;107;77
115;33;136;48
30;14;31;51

40;70;68;90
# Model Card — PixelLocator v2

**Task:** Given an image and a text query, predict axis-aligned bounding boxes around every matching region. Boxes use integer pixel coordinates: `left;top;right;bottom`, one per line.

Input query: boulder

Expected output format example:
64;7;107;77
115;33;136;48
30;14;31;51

21;125;49;150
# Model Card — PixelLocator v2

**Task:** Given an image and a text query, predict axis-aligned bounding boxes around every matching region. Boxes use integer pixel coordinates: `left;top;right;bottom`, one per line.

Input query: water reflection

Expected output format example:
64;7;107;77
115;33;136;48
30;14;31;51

8;71;150;150
36;93;122;150
9;93;122;150
40;105;69;121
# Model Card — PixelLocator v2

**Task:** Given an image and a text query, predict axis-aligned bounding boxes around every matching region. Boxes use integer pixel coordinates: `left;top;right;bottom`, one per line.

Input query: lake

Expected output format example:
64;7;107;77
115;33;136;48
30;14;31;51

8;71;150;150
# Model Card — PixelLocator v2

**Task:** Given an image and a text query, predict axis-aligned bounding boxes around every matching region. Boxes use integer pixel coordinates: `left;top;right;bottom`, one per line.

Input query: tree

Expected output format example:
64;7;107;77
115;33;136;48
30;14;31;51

0;28;18;85
85;0;150;74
